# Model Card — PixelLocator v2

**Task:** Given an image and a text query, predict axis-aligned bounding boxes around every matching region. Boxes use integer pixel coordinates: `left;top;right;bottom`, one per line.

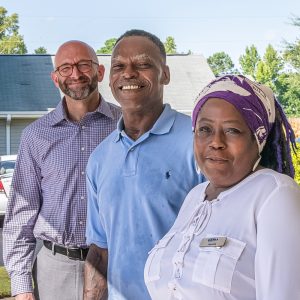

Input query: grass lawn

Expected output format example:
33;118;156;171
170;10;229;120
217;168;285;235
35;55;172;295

0;266;11;298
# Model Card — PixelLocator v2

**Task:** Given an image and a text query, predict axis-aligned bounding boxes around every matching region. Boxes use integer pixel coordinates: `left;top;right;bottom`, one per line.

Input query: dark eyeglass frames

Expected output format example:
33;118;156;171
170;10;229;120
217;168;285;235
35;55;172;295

55;60;99;77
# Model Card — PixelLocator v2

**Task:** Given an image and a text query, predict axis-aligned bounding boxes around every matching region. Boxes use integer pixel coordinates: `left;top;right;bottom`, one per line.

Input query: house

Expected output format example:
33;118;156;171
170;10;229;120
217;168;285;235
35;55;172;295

0;54;214;155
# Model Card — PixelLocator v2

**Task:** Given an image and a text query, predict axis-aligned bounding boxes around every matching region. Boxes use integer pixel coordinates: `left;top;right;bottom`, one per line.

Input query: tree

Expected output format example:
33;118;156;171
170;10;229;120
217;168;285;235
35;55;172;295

255;44;283;93
207;52;235;76
277;73;300;116
239;43;298;116
34;46;47;54
284;40;300;70
283;16;300;71
279;15;300;116
239;45;260;79
97;38;117;54
0;6;27;54
164;36;176;54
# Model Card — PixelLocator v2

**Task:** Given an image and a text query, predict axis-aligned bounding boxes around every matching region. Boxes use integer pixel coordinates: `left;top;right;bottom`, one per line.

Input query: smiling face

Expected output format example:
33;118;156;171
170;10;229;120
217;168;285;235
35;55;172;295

51;41;104;100
109;36;170;112
194;98;259;188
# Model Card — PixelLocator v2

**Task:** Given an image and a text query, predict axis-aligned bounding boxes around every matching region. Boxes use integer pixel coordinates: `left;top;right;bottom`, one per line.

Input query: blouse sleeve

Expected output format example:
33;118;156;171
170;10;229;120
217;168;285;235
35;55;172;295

255;184;300;300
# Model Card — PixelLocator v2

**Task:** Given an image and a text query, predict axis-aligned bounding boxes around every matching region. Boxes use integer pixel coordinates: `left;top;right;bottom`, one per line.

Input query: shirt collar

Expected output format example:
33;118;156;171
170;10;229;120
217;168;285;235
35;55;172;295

50;94;116;126
50;100;66;125
114;103;176;142
96;96;116;119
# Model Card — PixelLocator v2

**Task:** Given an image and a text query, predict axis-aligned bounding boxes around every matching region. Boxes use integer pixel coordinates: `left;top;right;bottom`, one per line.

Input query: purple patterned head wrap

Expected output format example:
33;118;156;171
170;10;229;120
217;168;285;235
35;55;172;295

192;75;276;153
192;74;296;177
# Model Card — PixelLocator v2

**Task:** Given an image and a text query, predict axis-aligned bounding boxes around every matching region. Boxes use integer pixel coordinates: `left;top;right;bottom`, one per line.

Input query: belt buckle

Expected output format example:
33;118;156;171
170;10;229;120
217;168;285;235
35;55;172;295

66;247;76;260
66;247;83;260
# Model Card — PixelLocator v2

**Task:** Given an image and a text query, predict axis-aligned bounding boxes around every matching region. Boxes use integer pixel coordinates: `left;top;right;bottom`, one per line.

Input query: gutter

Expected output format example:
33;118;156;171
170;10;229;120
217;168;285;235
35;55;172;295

0;111;50;119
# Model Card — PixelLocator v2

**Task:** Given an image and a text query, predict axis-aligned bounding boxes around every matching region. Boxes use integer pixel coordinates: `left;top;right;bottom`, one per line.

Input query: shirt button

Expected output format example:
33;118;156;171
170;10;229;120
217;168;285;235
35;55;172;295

81;125;86;129
81;171;85;175
80;196;85;200
81;147;85;151
79;221;83;225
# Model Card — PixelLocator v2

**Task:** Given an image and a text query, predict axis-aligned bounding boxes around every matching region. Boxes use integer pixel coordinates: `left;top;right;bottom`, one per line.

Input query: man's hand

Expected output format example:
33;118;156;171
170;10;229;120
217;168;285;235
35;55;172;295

15;293;36;300
83;244;108;300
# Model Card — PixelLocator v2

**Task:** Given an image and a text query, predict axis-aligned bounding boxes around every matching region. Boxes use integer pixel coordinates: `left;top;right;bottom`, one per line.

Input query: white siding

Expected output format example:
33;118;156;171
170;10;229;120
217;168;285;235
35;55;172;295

10;119;36;154
0;119;6;155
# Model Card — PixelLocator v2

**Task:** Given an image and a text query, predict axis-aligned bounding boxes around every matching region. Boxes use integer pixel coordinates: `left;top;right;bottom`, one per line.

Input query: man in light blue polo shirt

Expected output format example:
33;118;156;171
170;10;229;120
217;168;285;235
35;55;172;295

83;29;203;300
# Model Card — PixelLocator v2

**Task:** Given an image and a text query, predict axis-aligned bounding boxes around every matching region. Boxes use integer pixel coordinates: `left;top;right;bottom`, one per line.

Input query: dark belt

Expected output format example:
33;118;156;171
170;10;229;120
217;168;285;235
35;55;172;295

43;240;89;261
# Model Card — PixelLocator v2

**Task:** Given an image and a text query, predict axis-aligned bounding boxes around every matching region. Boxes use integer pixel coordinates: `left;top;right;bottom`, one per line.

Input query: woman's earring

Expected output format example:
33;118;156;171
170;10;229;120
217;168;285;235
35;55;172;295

195;161;201;174
252;155;261;172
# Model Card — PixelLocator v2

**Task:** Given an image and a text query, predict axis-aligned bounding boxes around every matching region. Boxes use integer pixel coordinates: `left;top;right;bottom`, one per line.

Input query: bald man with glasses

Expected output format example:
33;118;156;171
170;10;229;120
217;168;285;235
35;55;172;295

3;40;121;300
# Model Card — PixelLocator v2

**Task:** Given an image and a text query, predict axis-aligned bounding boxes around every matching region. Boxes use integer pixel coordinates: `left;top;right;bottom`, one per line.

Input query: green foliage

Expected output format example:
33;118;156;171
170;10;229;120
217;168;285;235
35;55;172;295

238;43;300;116
261;45;283;79
256;44;283;93
0;267;11;298
239;45;260;79
97;38;117;54
34;46;47;54
280;15;300;116
0;7;18;38
277;73;300;116
164;36;177;54
207;51;235;76
292;143;300;185
283;17;300;71
0;6;27;54
291;15;300;27
284;39;300;71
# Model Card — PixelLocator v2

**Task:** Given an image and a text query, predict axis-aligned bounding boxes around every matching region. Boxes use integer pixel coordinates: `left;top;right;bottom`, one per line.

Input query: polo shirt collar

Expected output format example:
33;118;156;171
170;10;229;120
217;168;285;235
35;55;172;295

149;104;175;135
50;94;115;126
114;103;176;142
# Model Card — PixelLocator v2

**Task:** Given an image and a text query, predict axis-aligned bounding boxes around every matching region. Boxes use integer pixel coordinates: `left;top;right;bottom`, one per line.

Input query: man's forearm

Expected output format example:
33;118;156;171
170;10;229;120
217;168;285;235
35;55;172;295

83;244;108;300
15;292;35;300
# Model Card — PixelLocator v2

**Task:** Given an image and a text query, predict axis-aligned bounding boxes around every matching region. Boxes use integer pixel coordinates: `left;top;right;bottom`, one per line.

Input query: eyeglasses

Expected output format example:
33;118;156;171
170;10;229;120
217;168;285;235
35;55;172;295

55;60;99;77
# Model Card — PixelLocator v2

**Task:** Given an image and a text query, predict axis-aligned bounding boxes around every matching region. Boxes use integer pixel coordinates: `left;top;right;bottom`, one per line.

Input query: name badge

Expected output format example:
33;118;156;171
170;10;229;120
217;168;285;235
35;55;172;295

200;236;227;248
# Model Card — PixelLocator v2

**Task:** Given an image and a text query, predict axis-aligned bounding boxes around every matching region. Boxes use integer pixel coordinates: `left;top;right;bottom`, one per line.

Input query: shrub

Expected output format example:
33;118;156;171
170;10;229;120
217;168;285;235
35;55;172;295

292;142;300;185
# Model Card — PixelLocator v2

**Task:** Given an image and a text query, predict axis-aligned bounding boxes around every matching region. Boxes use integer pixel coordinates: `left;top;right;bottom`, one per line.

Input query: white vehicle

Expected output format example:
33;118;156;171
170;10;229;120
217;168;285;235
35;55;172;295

0;155;17;217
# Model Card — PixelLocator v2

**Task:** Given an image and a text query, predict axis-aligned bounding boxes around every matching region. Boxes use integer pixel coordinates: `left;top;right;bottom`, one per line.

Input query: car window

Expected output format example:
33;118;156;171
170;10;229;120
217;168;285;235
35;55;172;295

0;161;16;175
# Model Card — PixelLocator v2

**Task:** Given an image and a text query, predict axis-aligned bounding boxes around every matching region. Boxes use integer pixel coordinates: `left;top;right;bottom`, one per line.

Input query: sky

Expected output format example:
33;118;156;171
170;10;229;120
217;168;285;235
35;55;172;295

2;0;300;67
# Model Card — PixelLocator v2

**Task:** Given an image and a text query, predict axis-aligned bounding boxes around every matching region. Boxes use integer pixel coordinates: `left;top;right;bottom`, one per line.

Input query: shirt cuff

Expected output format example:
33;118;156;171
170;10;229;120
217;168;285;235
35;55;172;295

11;274;34;296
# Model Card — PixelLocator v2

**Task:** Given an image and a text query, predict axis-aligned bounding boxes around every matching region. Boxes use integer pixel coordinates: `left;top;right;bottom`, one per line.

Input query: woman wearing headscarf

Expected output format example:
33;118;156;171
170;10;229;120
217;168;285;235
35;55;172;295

144;75;300;300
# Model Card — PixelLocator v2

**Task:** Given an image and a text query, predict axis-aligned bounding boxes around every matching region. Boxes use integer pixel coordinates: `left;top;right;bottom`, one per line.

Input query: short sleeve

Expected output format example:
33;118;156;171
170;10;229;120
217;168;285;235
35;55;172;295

85;158;108;249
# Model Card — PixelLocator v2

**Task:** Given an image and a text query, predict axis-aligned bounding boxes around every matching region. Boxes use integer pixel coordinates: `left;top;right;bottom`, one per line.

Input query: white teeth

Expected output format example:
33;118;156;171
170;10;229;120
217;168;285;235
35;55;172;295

122;85;140;90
